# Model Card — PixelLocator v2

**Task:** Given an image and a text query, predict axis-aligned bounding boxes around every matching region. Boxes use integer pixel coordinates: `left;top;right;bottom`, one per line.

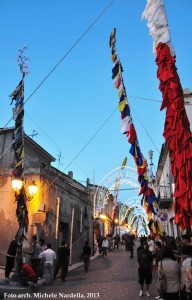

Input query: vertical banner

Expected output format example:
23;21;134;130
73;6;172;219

142;0;192;230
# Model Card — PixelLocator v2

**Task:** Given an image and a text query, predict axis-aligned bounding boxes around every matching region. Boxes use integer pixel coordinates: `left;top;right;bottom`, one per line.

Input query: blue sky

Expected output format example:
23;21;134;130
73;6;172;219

1;1;192;197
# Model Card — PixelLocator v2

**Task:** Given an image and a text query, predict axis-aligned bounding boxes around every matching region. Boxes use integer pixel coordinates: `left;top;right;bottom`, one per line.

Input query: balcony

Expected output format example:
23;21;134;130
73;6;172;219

158;197;173;209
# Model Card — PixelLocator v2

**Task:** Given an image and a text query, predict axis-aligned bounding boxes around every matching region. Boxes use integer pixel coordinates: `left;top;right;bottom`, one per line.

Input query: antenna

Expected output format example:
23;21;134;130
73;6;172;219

29;130;39;139
57;151;64;170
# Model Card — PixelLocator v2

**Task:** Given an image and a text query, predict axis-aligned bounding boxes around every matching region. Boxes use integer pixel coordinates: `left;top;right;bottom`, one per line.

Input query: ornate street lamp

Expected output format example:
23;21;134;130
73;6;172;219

11;178;23;192
12;178;38;199
148;150;154;170
100;214;107;220
27;180;38;197
114;218;118;224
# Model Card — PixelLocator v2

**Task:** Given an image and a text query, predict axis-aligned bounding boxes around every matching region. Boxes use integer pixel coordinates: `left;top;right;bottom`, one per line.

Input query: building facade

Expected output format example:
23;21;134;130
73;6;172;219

155;89;192;236
89;183;114;241
0;128;93;266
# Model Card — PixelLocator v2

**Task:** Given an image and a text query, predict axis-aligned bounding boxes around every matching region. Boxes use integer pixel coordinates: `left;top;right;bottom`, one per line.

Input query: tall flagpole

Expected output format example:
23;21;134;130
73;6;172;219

10;46;29;274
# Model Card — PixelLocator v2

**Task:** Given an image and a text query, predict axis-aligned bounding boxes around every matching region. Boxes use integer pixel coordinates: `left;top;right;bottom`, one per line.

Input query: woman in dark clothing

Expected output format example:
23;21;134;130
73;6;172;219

54;241;70;282
137;242;153;297
83;241;91;272
5;239;19;279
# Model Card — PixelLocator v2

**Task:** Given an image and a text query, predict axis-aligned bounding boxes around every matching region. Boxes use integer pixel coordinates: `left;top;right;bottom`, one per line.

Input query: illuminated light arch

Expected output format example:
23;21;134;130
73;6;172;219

138;217;149;236
138;227;147;237
128;207;146;218
125;206;149;236
94;166;140;214
128;209;147;226
128;210;148;228
120;196;142;220
120;197;148;224
94;166;149;235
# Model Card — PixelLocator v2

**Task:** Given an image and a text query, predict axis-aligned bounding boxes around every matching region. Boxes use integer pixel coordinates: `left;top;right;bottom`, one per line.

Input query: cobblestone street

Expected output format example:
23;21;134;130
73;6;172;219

35;244;157;300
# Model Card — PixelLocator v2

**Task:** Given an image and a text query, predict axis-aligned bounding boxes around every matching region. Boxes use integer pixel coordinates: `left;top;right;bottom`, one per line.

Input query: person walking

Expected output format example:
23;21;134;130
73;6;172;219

97;236;103;254
4;238;19;279
129;234;135;258
24;235;41;278
158;247;180;300
39;238;47;278
148;236;155;254
83;241;91;272
154;241;163;267
39;243;56;285
102;237;109;257
153;241;163;300
54;241;70;282
39;238;47;252
137;241;153;297
113;235;120;251
180;244;192;300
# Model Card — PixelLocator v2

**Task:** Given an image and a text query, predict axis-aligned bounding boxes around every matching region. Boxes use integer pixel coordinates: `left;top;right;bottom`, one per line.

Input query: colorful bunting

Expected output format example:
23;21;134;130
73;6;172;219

142;0;192;230
10;78;24;178
10;46;29;244
109;28;162;238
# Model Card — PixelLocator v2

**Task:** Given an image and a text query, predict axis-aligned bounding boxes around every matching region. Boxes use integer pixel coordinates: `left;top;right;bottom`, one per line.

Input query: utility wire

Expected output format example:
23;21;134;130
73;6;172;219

46;106;118;188
0;106;117;234
0;0;115;235
128;95;161;103
130;103;161;155
0;0;114;133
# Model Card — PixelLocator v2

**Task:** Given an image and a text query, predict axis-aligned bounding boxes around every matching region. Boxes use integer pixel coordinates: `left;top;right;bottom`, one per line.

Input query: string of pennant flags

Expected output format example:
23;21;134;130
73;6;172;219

109;28;162;238
10;46;29;244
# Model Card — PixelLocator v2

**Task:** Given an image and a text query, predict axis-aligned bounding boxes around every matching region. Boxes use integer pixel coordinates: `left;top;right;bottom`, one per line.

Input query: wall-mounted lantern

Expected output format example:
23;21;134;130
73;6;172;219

28;180;38;197
100;214;107;220
12;178;38;199
11;178;23;192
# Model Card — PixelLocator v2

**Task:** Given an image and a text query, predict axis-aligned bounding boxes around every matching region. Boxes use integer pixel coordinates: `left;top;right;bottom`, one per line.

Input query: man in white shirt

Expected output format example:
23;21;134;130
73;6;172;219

148;236;155;254
39;243;56;285
102;237;109;257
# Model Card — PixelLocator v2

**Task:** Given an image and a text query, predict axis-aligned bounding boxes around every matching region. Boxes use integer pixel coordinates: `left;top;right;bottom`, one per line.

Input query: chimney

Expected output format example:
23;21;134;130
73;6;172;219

68;171;73;179
86;178;90;191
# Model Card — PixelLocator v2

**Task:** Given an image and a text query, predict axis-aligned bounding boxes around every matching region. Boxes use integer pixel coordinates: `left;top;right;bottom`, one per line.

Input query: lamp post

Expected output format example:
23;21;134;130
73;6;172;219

100;214;107;236
114;218;118;235
11;179;38;281
148;150;154;170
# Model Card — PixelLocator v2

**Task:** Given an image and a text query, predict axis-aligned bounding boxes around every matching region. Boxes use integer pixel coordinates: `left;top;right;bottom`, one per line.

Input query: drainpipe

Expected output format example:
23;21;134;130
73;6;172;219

69;206;74;265
55;197;60;240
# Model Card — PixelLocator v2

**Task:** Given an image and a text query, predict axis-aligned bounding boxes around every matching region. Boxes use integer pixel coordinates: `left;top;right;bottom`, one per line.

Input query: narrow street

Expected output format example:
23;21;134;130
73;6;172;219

35;243;157;300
